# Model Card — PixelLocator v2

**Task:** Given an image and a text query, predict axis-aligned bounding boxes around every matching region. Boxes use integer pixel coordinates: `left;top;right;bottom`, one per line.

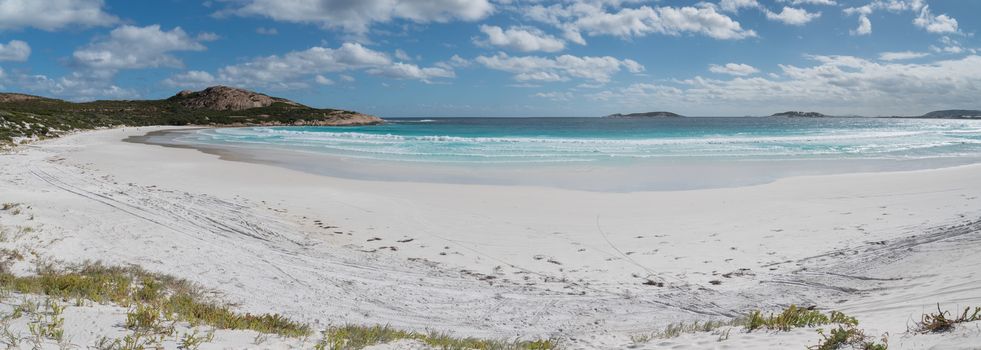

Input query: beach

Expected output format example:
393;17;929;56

1;126;980;349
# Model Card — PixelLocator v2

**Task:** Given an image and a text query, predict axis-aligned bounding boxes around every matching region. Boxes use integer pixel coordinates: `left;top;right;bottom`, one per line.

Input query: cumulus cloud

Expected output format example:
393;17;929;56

780;0;836;5
930;36;969;54
475;52;643;83
852;15;872;35
0;0;117;31
4;70;137;101
844;0;959;35
719;0;761;12
220;0;493;34
533;91;573;101
8;24;208;100
368;62;455;80
476;25;565;52
314;75;334;85
521;2;756;43
0;40;30;61
913;5;958;34
165;43;457;89
589;54;981;115
718;0;760;13
765;7;821;26
72;25;208;71
878;51;929;61
709;63;759;76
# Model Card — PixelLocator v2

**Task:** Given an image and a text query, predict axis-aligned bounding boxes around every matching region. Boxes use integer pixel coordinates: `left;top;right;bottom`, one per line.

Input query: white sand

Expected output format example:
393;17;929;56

1;127;980;349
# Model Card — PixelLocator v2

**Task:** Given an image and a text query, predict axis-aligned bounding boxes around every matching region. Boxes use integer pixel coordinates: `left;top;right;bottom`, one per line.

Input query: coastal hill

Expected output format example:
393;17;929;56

169;85;302;111
604;111;683;118
918;110;981;119
0;86;382;145
0;92;48;103
771;111;828;118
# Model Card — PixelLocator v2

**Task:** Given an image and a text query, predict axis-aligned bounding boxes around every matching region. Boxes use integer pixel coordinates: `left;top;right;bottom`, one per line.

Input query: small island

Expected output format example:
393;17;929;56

771;111;828;118
604;111;684;118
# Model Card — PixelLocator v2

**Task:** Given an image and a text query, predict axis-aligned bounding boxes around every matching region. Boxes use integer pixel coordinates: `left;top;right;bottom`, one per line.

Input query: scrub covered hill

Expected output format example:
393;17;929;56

0;86;382;145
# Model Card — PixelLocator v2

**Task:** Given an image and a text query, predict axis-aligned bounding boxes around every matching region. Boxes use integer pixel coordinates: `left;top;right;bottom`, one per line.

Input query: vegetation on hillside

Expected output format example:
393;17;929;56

0;89;379;146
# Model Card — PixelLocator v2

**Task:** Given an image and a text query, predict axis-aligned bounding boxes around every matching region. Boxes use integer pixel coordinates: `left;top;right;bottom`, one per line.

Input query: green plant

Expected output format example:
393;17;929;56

810;325;887;350
318;324;557;350
178;329;214;350
0;262;309;337
747;305;857;332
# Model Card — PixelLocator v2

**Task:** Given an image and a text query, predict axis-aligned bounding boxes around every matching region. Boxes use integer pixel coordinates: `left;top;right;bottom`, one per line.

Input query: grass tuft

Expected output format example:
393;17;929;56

0;262;310;337
809;325;888;350
914;304;981;333
747;305;857;332
316;324;557;350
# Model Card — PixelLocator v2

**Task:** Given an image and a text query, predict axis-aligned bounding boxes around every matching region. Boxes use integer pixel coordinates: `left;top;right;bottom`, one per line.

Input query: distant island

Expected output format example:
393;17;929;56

771;111;828;118
604;111;684;118
0;86;382;145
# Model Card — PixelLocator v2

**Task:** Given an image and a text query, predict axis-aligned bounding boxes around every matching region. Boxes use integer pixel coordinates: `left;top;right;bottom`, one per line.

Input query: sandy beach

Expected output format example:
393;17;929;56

2;127;980;349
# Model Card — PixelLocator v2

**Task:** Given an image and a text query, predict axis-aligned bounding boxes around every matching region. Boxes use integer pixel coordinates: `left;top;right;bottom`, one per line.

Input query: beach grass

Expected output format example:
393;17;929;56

914;304;981;333
747;305;857;332
0;262;311;337
0;261;560;349
316;324;558;350
809;325;888;350
630;318;745;343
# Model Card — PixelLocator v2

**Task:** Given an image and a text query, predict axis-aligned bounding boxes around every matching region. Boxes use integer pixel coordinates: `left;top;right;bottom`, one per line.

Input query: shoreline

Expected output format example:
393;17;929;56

2;127;980;348
129;127;981;193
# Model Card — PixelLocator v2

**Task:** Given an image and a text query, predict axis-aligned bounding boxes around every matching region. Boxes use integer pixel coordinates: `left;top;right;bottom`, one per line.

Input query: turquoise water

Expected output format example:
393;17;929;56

179;117;981;164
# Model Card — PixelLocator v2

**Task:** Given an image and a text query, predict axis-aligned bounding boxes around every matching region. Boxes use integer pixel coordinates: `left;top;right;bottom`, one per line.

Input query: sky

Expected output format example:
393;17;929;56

0;0;978;117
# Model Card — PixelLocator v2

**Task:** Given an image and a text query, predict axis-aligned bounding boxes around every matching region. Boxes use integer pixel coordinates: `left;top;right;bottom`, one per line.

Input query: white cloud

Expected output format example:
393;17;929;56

314;75;334;85
256;27;278;35
878;51;929;61
72;25;208;71
581;5;755;40
709;63;759;76
589;54;981;115
222;0;493;34
718;0;760;13
165;43;457;89
0;40;30;61
781;0;836;5
852;15;872;35
369;62;455;81
845;0;958;35
163;70;216;86
0;0;117;31
476;25;565;52
765;7;821;26
913;5;958;34
930;36;966;54
6;70;137;101
475;52;644;83
534;91;573;101
394;49;412;61
522;3;756;43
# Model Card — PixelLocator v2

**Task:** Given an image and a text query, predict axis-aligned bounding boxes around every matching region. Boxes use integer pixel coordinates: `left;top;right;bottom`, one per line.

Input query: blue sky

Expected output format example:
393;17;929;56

0;0;978;117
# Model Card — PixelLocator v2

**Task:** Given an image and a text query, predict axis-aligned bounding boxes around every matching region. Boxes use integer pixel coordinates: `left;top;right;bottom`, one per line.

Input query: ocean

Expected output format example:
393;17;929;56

164;117;981;191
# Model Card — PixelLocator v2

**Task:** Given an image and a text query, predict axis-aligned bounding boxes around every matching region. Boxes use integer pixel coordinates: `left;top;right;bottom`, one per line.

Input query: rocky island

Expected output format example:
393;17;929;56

771;111;828;118
0;86;382;145
604;111;684;118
